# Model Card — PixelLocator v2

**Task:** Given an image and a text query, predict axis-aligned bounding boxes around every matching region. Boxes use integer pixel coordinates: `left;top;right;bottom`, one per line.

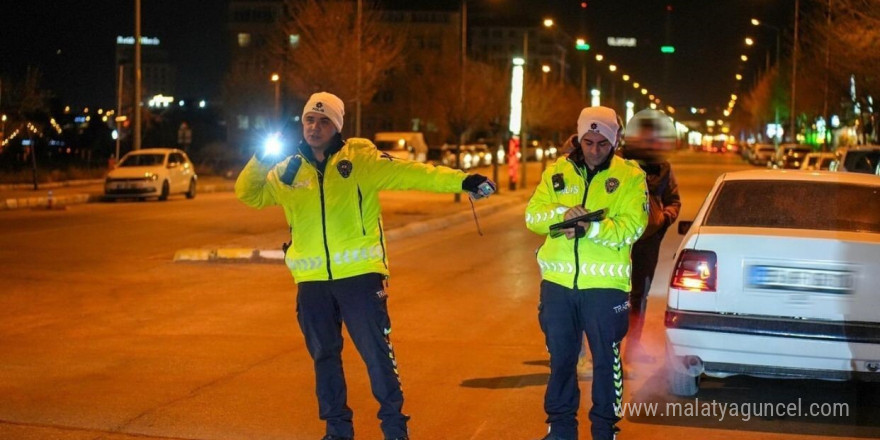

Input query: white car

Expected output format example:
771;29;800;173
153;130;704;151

665;170;880;396
105;148;197;201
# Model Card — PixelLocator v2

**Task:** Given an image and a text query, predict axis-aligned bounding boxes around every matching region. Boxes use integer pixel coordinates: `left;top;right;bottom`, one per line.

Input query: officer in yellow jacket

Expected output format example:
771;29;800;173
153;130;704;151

236;92;495;440
526;106;647;440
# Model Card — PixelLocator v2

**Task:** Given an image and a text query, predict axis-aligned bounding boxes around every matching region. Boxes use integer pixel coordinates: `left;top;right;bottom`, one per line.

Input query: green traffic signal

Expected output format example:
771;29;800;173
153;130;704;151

661;45;675;53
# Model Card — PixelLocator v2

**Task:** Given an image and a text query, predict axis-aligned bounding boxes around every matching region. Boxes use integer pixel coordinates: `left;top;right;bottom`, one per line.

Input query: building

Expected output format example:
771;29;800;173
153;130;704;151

115;35;176;114
226;0;286;150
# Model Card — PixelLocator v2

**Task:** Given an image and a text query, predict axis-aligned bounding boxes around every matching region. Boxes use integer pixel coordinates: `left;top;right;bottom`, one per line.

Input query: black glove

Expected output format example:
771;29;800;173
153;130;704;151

462;174;496;199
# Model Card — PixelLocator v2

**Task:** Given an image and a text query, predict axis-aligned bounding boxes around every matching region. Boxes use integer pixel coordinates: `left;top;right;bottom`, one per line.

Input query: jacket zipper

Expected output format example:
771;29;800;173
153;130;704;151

357;185;366;235
569;158;590;290
318;170;333;280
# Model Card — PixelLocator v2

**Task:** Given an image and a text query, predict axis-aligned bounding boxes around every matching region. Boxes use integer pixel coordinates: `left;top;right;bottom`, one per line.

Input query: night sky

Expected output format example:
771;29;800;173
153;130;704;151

1;0;791;116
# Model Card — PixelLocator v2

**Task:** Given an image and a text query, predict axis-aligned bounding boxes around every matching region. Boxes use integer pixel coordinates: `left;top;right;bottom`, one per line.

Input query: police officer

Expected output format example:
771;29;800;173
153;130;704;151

235;92;495;440
526;106;648;440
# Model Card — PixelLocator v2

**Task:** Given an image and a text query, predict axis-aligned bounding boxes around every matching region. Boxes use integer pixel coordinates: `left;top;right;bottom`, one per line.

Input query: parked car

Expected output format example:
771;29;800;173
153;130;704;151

832;145;880;175
748;144;776;166
770;144;812;169
104;148;197;201
441;144;492;170
799;152;837;170
373;132;429;162
665;170;880;396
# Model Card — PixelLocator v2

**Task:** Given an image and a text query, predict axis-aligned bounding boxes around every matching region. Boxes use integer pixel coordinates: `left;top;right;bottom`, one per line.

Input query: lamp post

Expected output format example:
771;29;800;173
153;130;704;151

270;73;280;121
133;0;142;150
519;29;528;190
542;64;551;87
751;17;782;145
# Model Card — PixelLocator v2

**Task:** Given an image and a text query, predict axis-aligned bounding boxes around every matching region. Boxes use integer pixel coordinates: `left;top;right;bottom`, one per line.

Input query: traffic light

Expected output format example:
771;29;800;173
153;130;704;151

660;45;675;54
576;38;590;51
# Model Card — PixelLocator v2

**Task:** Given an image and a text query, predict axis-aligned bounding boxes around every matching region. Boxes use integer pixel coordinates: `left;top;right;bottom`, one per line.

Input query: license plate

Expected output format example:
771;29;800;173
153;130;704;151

747;265;854;294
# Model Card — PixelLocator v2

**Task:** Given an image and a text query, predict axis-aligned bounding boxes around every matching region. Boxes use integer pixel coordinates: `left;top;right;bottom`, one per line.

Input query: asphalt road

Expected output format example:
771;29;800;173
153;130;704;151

0;151;877;440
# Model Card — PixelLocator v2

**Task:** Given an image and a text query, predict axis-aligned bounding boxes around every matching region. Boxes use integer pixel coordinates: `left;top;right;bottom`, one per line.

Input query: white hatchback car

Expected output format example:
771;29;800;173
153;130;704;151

105;148;197;201
665;170;880;396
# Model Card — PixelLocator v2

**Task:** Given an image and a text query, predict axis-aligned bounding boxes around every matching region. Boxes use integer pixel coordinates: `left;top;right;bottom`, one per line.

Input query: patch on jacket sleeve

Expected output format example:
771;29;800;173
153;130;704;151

337;159;353;178
605;177;620;194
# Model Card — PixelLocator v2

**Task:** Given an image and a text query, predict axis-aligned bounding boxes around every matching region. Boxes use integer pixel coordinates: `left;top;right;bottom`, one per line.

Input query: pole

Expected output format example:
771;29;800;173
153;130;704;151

133;0;142;150
822;0;831;150
519;30;528;190
274;80;280;120
790;0;799;144
356;0;362;137
116;64;123;160
580;60;586;102
455;0;467;203
30;134;38;190
774;27;780;146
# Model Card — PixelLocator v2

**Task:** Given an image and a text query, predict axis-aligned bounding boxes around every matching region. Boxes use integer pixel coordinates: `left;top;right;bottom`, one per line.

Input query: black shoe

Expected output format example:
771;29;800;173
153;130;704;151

321;436;353;440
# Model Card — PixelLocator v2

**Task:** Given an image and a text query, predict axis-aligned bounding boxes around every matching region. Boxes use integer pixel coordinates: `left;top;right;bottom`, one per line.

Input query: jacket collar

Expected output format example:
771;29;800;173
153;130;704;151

297;134;345;171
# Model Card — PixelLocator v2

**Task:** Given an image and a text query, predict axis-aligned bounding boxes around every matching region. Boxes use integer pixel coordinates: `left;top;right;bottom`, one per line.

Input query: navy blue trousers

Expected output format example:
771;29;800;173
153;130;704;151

538;281;630;440
296;273;408;439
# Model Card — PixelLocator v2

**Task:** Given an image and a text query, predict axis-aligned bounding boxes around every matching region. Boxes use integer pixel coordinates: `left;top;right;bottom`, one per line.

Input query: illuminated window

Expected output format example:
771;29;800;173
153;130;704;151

237;115;249;130
238;33;252;47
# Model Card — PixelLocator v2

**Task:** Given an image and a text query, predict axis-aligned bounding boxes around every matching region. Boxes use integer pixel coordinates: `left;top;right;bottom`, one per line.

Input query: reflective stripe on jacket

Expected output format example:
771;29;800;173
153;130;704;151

235;138;467;282
526;155;648;291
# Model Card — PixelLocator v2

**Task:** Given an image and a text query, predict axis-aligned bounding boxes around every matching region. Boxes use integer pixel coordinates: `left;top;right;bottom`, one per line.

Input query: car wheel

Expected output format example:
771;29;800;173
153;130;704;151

185;179;197;199
158;181;170;201
667;365;700;397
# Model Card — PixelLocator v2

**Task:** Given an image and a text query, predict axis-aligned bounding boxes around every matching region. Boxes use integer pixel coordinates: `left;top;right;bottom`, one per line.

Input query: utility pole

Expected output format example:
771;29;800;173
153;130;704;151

356;0;362;137
455;0;467;203
519;30;528;190
133;0;142;150
790;0;800;144
116;64;123;161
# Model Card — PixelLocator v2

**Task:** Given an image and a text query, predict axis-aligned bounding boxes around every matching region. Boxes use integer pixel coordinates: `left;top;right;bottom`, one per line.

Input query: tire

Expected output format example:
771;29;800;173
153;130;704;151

158;181;170;201
185;179;197;199
668;365;700;397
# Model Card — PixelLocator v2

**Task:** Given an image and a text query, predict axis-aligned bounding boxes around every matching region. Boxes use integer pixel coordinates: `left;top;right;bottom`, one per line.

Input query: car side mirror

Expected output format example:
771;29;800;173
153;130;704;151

678;221;693;235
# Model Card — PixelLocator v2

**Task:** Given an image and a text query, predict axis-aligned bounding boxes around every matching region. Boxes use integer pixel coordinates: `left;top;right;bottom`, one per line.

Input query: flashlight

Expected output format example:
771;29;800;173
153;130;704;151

262;132;283;159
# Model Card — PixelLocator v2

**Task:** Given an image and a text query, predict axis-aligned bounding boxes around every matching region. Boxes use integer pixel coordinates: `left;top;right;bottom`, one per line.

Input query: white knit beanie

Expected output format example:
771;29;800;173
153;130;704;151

302;92;345;132
577;106;620;147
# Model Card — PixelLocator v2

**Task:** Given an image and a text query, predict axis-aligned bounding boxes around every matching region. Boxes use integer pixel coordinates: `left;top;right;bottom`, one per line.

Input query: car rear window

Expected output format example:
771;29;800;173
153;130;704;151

704;180;880;233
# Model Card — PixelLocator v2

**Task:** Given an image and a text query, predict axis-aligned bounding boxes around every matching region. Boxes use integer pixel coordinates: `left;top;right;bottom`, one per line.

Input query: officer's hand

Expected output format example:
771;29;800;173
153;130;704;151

462;174;496;200
258;133;285;165
562;206;589;240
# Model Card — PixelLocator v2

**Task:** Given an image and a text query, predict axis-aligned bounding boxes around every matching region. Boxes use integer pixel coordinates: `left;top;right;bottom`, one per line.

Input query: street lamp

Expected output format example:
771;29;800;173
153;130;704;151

270;73;280;121
745;37;754;46
751;17;782;144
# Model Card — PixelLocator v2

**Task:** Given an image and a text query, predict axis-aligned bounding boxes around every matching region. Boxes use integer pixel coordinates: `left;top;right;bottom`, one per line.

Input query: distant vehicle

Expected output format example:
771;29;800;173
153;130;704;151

799;152;837;171
748;144;776;166
666;170;880;396
373;132;429;162
441;144;491;170
104;148;197;201
832;145;880;175
770;144;812;169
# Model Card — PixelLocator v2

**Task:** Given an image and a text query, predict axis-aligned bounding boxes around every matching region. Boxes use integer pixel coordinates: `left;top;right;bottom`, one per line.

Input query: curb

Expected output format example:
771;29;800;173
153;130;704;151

1;183;235;211
174;196;525;264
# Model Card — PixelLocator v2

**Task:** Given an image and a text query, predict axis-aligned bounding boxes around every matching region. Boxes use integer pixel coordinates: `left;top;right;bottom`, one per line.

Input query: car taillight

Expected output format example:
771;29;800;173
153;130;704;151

670;249;717;292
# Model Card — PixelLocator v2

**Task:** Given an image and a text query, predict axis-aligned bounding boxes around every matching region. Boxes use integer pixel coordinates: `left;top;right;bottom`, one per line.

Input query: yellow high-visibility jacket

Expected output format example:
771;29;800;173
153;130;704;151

236;138;467;282
526;154;648;291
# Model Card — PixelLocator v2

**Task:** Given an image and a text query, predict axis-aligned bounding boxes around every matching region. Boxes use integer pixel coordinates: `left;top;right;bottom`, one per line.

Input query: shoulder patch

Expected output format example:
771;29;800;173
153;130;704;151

605;177;620;194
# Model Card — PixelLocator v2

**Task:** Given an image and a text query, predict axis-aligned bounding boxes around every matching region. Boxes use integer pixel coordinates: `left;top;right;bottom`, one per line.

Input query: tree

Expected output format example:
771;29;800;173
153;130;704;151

271;0;404;121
